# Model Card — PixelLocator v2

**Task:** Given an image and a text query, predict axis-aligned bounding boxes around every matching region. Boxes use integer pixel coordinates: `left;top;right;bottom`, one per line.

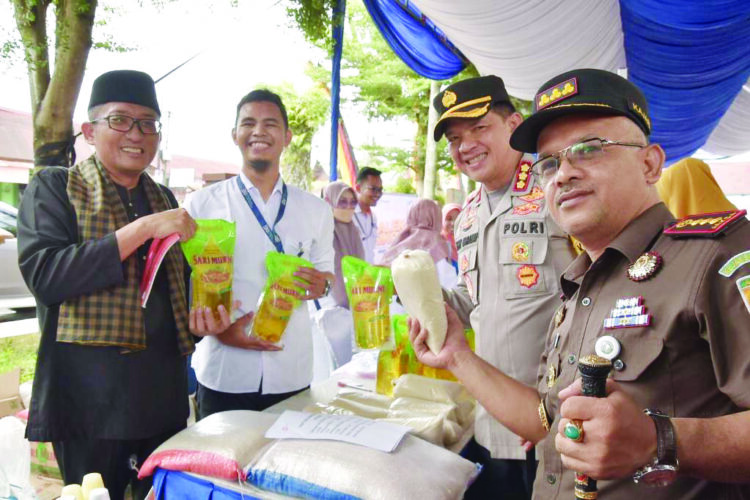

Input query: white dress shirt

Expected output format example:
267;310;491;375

353;205;378;263
185;172;334;394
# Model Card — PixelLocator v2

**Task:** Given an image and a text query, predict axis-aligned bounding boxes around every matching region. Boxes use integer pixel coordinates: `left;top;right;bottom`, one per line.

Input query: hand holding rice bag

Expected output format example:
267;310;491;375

342;256;394;349
181;219;236;323
250;252;313;345
391;249;447;355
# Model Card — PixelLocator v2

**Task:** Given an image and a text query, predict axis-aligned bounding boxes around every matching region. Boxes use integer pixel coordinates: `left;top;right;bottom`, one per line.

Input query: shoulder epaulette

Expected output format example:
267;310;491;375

663;210;747;238
511;160;533;194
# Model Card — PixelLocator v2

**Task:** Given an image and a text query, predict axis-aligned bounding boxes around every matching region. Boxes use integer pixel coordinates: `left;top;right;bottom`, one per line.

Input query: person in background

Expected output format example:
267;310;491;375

381;198;457;289
186;89;335;418
317;181;366;366
433;75;577;499
322;181;366;308
441;202;462;272
655;157;737;217
17;70;198;500
412;68;750;500
353;167;383;263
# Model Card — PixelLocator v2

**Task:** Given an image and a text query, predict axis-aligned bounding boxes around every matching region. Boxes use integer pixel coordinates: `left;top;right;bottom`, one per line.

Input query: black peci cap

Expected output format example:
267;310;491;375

88;70;161;115
510;68;651;153
432;75;512;141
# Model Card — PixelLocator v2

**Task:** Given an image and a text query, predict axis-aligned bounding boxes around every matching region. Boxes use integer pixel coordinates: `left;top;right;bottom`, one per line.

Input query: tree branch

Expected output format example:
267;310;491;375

11;0;52;112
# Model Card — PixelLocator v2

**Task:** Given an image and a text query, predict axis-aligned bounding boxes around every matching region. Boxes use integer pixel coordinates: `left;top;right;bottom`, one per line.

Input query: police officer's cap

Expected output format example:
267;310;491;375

510;68;651;153
432;75;512;141
88;70;161;115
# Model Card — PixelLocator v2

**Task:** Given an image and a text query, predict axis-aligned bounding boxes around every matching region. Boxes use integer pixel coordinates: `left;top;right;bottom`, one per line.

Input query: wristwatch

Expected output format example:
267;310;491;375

632;409;679;487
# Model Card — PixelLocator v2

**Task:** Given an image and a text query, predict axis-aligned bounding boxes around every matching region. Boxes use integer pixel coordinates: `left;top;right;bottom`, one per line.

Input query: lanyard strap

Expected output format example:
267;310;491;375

236;175;288;253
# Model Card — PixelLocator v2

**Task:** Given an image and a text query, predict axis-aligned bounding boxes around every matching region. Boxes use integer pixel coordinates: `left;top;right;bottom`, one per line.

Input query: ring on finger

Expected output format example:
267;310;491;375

564;419;584;442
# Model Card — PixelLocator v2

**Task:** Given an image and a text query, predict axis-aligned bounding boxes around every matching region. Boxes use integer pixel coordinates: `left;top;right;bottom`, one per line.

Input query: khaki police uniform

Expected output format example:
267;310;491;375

445;155;577;459
534;203;750;499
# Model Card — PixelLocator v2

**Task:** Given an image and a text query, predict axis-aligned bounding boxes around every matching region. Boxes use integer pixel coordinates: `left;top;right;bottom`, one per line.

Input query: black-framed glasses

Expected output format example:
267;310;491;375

92;115;162;135
532;138;645;184
336;198;358;209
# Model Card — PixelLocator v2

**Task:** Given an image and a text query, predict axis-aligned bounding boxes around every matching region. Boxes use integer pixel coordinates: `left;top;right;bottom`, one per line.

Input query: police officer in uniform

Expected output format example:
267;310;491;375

433;75;577;498
411;68;750;499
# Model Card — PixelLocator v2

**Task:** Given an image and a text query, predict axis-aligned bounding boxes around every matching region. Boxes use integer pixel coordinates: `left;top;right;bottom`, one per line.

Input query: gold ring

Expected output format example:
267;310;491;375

564;419;584;442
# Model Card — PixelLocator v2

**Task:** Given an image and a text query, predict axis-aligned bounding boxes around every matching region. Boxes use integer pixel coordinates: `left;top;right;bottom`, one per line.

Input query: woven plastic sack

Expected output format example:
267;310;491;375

139;410;277;481
246;434;479;500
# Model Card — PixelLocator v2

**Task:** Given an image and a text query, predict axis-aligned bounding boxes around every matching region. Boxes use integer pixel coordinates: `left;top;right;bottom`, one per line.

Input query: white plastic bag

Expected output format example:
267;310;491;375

0;416;35;500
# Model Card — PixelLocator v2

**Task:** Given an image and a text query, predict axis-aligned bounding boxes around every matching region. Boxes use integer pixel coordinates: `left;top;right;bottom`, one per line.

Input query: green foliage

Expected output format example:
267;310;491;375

277;81;331;190
0;333;39;384
283;0;336;49
391;175;415;194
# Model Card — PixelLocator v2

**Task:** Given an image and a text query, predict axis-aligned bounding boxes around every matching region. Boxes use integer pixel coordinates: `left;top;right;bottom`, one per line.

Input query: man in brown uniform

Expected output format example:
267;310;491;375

410;68;750;499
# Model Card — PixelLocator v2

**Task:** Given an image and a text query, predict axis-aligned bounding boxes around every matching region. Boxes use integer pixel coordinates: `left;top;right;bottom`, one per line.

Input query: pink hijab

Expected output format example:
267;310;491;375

381;198;452;266
323;181;365;308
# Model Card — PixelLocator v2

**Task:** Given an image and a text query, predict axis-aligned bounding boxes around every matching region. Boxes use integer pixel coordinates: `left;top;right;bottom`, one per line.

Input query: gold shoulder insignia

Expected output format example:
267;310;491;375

664;210;747;238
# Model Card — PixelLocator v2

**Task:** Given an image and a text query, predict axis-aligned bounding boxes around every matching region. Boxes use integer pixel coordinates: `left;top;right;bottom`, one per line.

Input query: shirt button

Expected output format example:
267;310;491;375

581;297;591;306
613;359;626;371
568;354;577;365
546;474;556;484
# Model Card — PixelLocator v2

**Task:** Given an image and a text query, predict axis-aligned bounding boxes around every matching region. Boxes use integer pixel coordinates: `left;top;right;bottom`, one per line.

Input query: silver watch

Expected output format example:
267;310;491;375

633;409;679;487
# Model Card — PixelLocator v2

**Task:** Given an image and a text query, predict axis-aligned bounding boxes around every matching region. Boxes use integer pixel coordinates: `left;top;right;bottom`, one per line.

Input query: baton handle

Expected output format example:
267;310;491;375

574;354;612;500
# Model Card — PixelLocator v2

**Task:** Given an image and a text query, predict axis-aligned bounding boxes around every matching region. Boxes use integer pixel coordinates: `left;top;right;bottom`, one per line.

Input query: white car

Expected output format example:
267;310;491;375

0;202;35;311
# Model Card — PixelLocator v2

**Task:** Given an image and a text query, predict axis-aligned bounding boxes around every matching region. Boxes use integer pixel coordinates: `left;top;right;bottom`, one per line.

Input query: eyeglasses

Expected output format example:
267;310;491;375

532;138;645;184
364;185;383;194
92;115;162;135
336;198;358;209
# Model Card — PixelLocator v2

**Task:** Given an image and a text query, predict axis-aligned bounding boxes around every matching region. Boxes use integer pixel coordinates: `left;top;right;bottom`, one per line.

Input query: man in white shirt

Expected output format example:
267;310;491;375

186;89;335;418
353;167;382;263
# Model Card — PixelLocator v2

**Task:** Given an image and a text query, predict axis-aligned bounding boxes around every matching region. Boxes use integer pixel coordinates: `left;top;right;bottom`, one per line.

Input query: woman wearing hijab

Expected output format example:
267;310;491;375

382;198;458;290
655;157;737;217
322;181;366;308
312;181;364;369
441;203;462;272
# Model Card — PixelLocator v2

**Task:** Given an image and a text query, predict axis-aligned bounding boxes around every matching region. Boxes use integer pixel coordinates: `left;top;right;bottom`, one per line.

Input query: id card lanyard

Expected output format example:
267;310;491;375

236;175;288;253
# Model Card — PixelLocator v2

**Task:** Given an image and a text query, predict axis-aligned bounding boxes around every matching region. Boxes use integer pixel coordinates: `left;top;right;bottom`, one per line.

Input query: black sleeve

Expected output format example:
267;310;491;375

17;168;124;306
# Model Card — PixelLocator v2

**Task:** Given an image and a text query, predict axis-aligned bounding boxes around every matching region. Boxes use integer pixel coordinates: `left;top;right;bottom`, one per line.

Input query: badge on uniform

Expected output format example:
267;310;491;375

554;304;566;328
737;275;750;315
459;253;470;273
594;335;621;360
719;251;750;277
461;204;477;231
512;161;533;193
517;264;540;288
511;242;530;263
603;296;651;329
519;186;545;203
546;364;557;388
627;251;662;282
512;202;542;216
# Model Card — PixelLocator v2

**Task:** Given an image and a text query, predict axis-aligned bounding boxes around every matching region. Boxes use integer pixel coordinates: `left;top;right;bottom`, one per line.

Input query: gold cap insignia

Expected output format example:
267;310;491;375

536;77;578;111
442;90;457;108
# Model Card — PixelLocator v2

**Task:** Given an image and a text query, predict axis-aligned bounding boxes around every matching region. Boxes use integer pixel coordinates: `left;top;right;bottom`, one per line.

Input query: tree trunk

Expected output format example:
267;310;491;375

12;0;97;167
422;80;440;200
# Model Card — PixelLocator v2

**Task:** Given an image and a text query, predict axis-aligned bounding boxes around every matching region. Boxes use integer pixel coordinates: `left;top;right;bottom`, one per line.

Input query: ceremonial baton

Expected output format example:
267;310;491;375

573;354;612;500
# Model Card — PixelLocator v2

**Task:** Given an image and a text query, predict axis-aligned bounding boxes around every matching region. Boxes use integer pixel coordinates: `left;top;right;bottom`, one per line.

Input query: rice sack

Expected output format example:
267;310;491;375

181;219;236;323
342;256;393;349
391;249;447;355
250;252;312;345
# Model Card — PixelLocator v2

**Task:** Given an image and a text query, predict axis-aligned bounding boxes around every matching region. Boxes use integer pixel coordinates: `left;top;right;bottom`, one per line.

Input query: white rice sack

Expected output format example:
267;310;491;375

246;434;479;500
392;375;475;426
391;249;447;354
139;410;277;481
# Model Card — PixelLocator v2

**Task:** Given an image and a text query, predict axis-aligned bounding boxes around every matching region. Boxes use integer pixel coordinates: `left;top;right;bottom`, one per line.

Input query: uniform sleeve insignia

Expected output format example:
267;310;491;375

442;90;457;108
512;161;533;193
737;275;750;315
535;77;578;111
719;251;750;277
663;210;747;238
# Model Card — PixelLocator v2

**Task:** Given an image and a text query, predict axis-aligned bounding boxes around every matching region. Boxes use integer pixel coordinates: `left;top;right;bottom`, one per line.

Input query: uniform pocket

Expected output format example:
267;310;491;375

609;335;664;382
500;235;550;298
